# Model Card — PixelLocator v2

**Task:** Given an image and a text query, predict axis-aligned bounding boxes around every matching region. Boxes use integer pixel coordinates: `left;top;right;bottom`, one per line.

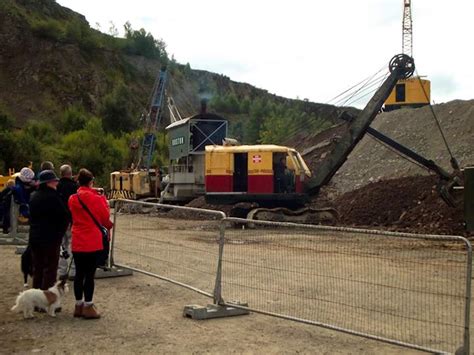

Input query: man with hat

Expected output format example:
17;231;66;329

29;170;70;291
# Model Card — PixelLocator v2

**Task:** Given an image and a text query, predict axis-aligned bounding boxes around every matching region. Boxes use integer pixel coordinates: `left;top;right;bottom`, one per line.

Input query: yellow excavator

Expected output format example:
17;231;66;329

204;54;465;225
109;67;168;200
384;0;430;111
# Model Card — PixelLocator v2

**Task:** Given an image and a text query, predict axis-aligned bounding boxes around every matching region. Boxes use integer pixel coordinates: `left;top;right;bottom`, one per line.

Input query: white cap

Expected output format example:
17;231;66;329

19;167;35;183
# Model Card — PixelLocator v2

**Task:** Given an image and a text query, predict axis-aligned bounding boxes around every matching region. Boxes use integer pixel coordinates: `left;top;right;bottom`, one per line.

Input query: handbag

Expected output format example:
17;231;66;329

76;195;110;267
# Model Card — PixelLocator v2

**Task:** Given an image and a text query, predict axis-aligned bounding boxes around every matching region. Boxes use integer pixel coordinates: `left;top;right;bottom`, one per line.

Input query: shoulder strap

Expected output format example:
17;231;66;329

76;194;103;230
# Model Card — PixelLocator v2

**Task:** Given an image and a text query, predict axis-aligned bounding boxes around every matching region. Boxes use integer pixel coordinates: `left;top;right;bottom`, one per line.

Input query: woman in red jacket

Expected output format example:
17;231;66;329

69;169;113;319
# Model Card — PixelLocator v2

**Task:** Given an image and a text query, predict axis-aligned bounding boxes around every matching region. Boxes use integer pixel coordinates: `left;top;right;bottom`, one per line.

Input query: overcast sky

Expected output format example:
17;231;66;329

57;0;473;107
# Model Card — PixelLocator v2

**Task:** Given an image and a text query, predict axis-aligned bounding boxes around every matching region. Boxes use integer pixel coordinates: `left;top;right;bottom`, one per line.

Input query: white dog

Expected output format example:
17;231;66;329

11;280;68;319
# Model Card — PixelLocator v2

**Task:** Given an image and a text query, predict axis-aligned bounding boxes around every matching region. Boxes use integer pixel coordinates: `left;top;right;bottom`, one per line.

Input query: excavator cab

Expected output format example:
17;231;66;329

205;145;311;207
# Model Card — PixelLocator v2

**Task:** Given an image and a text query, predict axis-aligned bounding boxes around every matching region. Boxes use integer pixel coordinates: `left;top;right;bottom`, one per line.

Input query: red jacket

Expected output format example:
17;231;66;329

69;187;113;252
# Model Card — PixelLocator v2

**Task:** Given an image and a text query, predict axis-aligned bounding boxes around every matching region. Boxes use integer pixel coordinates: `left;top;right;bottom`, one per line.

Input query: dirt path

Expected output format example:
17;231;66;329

0;245;426;354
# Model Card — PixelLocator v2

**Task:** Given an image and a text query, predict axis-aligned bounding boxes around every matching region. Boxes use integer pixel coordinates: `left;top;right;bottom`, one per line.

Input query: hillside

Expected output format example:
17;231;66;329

0;0;343;128
0;0;348;180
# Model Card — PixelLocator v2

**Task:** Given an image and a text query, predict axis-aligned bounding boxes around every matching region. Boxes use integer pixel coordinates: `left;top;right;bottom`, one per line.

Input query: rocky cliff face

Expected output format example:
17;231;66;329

0;0;342;130
0;0;135;124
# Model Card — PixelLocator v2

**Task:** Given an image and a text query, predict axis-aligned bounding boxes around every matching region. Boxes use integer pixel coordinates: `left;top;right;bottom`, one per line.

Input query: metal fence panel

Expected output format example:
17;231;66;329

0;197;28;245
220;218;471;354
112;199;225;299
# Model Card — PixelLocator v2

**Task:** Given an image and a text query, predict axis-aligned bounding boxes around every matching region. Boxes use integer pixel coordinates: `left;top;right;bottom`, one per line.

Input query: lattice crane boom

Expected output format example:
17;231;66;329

402;0;413;58
137;66;167;171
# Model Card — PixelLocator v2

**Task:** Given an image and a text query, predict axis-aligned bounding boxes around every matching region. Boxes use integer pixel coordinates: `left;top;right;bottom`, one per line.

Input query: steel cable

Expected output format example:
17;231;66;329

414;70;458;167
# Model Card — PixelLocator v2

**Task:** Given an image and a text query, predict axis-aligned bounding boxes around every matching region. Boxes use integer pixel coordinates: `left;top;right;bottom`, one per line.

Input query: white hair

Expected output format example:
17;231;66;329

59;164;72;178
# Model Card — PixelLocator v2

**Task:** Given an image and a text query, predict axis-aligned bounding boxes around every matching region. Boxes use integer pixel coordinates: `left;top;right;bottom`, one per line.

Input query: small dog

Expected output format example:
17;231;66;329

11;280;68;318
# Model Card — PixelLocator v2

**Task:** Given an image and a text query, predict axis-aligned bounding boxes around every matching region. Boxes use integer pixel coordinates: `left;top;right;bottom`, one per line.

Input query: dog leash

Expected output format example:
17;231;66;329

59;254;74;282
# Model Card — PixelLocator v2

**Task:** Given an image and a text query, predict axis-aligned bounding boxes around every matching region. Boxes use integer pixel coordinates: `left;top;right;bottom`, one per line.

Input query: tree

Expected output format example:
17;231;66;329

243;98;268;144
60;105;90;133
100;84;136;134
61;118;125;185
259;113;288;144
123;22;167;60
0;114;18;172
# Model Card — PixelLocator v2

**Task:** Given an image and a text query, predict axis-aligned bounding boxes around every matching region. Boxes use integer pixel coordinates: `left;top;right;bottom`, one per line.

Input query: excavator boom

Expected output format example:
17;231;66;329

305;54;415;195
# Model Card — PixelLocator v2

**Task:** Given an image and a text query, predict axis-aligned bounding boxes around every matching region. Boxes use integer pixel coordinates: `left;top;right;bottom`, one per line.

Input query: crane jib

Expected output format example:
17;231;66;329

305;54;415;195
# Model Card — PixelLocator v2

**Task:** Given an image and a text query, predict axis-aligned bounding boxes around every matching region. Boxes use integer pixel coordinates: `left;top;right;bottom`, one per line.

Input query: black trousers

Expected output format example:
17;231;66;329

31;242;61;290
73;251;99;302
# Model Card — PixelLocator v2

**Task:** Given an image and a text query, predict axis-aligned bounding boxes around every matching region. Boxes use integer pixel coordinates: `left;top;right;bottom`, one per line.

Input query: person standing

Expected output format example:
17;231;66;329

57;164;78;280
0;179;15;234
28;170;70;291
12;167;37;224
69;169;113;319
40;161;55;172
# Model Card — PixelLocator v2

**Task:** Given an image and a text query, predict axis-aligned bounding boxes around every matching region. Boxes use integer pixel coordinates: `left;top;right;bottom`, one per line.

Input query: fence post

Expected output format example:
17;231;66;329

461;239;472;355
109;199;120;269
212;218;226;305
465;166;474;231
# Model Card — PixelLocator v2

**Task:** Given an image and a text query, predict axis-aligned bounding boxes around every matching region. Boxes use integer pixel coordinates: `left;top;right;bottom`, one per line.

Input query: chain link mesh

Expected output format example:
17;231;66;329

110;201;470;353
112;200;224;297
220;219;470;354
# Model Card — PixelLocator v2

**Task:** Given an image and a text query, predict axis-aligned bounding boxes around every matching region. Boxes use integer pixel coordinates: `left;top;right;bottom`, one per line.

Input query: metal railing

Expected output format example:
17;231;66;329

0;196;28;245
112;199;225;300
110;200;471;354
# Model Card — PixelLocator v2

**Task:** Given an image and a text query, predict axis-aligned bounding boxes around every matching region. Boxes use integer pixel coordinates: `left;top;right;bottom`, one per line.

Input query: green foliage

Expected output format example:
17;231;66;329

30;18;64;41
153;132;168;168
211;93;240;113
11;130;43;169
0;113;14;130
0;115;54;170
23;120;57;145
99;83;136;134
30;17;103;52
60;105;90;133
239;97;251;114
0;103;169;187
244;98;267;143
61;118;126;186
210;95;332;145
183;63;192;78
5;1;168;59
259;114;288;144
122;22;167;60
228;121;243;142
0;113;18;171
64;20;102;51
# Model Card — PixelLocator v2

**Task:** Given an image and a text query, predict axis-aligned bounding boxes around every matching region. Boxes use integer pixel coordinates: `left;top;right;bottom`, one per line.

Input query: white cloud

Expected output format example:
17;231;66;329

57;0;474;106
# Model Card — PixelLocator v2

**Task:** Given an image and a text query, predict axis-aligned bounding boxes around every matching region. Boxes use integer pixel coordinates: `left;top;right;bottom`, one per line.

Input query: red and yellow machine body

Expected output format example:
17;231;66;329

205;145;311;206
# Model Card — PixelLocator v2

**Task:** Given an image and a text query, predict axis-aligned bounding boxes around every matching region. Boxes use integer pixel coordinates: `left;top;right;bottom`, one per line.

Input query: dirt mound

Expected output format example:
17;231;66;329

334;175;467;236
287;122;350;174
332;100;474;194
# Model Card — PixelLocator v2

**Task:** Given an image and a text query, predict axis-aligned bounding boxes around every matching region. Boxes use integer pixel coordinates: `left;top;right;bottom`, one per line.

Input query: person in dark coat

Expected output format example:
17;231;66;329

57;164;78;280
274;157;288;193
0;179;15;234
12;167;37;223
29;170;70;290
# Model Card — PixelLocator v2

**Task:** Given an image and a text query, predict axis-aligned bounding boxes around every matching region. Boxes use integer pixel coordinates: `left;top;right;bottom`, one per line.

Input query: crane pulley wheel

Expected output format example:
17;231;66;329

388;53;415;79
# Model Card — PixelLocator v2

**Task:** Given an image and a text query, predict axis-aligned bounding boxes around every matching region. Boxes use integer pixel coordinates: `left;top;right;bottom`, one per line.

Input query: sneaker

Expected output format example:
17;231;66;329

82;304;100;319
73;304;83;318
